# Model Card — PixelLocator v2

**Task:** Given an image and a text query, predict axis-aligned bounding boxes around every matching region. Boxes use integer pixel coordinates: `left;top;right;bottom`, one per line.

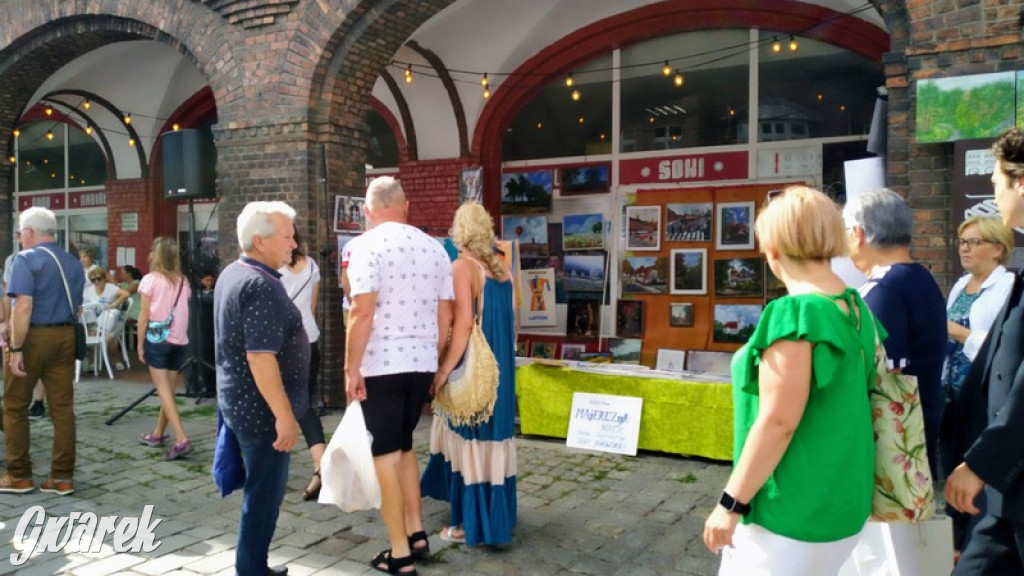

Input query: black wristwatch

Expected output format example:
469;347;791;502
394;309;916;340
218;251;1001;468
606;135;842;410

719;491;751;516
8;346;22;353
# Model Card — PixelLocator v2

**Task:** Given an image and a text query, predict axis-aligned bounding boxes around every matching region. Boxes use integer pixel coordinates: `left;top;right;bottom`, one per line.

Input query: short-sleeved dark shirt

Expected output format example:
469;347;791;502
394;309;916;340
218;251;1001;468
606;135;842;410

7;242;85;324
214;256;310;439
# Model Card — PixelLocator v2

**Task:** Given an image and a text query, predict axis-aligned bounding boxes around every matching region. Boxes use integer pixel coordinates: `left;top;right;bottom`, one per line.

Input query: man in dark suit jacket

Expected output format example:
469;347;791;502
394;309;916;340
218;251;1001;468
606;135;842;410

946;127;1024;574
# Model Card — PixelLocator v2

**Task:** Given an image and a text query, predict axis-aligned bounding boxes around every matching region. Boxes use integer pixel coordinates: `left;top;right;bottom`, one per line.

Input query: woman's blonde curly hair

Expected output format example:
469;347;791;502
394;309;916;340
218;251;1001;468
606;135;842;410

451;202;505;279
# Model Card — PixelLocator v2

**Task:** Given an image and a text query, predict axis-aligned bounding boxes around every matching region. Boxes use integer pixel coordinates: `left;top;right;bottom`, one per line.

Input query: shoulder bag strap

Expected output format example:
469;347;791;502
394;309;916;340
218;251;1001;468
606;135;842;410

288;263;315;302
163;277;185;322
39;247;77;321
466;258;486;326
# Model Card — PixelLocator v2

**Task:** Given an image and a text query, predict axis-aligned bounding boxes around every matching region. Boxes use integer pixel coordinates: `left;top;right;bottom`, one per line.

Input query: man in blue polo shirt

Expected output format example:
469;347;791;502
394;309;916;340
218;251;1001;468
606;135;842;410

215;201;308;576
1;207;85;495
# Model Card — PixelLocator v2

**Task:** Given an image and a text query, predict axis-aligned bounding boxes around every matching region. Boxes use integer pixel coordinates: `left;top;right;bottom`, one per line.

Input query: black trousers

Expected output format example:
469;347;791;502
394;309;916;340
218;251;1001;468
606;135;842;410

953;512;1024;575
297;342;325;448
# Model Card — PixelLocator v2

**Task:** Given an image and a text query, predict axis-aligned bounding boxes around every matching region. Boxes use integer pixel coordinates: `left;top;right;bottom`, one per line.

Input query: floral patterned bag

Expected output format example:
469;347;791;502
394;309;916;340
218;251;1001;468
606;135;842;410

869;325;935;522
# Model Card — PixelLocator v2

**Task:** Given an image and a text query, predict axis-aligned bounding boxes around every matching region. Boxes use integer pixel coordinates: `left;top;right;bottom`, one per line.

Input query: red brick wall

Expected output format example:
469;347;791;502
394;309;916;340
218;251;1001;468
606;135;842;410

105;178;156;275
398;158;468;233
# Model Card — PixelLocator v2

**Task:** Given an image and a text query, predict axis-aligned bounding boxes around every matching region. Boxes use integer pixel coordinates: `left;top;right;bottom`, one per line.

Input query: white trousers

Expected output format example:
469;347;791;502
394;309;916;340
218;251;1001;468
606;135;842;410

719;522;863;576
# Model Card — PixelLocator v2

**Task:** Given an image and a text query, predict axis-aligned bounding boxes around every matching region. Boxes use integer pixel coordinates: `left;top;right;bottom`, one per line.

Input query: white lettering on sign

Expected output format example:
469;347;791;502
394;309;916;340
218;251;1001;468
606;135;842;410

657;158;705;181
78;192;106;207
31;197;51;208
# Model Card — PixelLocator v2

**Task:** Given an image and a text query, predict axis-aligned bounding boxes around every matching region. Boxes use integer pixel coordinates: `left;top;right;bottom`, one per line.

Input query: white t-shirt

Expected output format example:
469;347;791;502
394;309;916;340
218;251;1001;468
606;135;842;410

345;222;454;377
82;282;120;325
279;257;321;343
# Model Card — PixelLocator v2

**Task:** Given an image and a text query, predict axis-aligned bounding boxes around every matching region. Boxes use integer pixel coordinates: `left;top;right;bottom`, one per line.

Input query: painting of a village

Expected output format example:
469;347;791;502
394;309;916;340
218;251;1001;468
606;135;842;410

713;304;762;344
563;253;606;292
621;256;668;294
713;257;763;298
665;203;712;242
501;170;554;214
715;201;754;250
625;205;661;251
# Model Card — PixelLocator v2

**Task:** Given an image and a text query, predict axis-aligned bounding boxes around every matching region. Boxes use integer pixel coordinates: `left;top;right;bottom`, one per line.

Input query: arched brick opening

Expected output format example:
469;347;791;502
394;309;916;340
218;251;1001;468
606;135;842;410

472;0;890;217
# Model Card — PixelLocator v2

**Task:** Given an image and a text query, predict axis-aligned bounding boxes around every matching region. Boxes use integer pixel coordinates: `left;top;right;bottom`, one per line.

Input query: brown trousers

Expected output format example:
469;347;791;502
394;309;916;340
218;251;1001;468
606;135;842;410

3;325;77;479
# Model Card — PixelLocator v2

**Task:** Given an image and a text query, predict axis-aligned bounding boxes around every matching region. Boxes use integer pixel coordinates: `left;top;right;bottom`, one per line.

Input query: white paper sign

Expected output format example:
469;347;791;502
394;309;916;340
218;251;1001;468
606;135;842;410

566;392;643;456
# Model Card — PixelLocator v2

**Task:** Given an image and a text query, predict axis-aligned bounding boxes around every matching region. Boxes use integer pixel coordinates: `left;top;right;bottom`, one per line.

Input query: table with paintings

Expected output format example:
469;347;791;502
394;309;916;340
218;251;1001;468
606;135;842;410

515;362;733;461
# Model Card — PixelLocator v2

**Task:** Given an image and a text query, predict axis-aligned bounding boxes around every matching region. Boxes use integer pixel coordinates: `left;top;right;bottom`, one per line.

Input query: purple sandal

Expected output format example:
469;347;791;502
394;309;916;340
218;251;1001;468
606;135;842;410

139;432;168;447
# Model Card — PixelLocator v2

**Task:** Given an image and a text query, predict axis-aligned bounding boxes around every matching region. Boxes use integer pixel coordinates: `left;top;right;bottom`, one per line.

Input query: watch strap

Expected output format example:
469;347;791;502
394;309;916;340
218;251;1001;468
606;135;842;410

719;491;751;516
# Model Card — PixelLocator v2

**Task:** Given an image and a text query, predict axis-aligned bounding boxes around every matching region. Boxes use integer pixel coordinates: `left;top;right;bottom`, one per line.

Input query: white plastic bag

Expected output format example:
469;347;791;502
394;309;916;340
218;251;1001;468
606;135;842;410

318;401;381;512
838;517;954;576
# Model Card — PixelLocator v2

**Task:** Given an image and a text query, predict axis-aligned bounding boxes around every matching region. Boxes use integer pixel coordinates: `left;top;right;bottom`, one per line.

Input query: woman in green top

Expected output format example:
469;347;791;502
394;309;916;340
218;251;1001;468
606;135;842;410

703;186;877;575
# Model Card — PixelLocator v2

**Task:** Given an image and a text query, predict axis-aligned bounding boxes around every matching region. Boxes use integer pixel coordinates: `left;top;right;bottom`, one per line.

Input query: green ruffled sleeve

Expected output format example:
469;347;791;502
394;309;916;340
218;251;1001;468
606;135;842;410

739;296;850;395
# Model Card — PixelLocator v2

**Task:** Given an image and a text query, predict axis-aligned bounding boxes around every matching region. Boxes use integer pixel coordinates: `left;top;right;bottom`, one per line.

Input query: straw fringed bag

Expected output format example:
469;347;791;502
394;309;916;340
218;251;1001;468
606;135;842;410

433;261;500;427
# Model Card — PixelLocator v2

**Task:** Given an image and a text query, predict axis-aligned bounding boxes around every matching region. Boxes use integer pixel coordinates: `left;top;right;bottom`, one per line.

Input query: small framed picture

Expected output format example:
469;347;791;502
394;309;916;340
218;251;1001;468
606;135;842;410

665;203;712;242
567;297;601;340
621;256;668;294
516;340;530;357
713;304;763;344
656;349;687;372
561;343;586;360
501;170;553;214
562;213;605;250
715;201;755;251
334;196;366;233
502;215;549;259
713;257;764;298
625;205;661;251
669;248;707;295
616;300;644;338
608;338;643;364
669;302;694;327
559;163;611;195
531;342;556;359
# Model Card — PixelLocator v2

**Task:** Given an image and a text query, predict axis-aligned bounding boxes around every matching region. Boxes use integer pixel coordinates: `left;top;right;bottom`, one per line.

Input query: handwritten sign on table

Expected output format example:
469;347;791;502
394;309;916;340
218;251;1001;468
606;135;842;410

565;392;643;456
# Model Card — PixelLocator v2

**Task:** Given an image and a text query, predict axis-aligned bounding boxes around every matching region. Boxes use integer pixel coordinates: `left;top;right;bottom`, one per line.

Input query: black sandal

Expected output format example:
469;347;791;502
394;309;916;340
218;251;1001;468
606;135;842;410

407;530;430;560
370;549;418;575
301;470;321;501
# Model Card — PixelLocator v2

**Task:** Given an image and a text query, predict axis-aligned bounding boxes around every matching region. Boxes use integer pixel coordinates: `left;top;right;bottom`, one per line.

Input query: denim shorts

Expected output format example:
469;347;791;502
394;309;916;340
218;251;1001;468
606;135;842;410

144;340;188;371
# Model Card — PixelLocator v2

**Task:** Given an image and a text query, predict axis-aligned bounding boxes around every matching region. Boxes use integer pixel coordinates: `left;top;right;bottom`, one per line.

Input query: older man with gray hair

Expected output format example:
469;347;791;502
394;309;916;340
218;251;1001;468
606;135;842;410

844;188;947;474
345;176;454;575
214;201;308;576
1;207;85;495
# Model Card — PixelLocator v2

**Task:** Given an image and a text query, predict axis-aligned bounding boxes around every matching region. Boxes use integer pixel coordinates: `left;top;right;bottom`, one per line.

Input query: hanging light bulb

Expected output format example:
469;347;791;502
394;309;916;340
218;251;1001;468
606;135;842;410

817;93;824;101
83;98;91;110
124;113;132;125
662;61;672;77
46;131;54;141
128;137;136;147
481;73;489;88
13;129;20;138
789;35;798;51
8;155;15;164
565;73;574;87
483;86;491;99
571;89;581;101
771;37;781;53
173;123;180;131
578;116;584;124
45;105;53;116
536;122;543;129
404;64;412;84
649;116;655;123
674;70;684;87
85;125;93;135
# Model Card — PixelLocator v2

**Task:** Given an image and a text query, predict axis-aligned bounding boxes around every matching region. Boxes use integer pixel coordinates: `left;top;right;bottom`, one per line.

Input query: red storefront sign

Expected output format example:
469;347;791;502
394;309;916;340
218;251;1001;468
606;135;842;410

619;151;748;185
17;193;65;211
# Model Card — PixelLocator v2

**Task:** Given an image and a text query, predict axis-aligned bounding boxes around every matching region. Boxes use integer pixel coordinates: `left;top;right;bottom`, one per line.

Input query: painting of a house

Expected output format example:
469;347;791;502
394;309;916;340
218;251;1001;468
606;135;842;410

713;304;762;343
713;257;763;298
665;203;712;242
621;256;668;294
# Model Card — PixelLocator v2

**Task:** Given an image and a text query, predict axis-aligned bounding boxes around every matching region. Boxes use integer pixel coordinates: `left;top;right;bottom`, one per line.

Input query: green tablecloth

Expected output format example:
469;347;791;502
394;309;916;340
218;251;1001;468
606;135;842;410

516;363;734;461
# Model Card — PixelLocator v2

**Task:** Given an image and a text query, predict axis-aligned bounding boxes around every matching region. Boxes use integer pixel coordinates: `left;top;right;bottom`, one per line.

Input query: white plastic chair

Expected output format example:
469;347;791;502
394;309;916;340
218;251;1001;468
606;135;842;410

75;303;127;380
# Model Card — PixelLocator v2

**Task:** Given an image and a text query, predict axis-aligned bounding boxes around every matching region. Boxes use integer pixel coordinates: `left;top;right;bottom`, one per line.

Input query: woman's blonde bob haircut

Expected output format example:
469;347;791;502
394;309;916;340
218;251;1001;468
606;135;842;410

755;185;848;260
959;215;1013;265
451;202;505;279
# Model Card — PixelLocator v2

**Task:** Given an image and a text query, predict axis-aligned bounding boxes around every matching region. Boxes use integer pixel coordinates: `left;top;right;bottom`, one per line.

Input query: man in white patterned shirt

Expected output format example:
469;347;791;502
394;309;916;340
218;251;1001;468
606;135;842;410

345;176;454;575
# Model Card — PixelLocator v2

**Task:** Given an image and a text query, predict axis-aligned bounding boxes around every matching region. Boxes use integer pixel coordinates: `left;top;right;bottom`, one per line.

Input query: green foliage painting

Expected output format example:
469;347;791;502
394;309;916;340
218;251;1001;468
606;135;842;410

916;72;1015;143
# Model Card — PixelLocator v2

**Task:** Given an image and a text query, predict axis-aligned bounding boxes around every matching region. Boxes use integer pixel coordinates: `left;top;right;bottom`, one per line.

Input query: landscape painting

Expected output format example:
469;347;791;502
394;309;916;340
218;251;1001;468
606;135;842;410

765;262;787;304
563;253;606;292
665;202;712;242
715;201;755;250
916;71;1015;143
713;257;763;298
608;338;643;364
669;248;707;295
502;215;548;259
562;213;604;250
560;163;611;195
713;304;763;344
621;256;668;294
670;302;694;327
501;170;554;214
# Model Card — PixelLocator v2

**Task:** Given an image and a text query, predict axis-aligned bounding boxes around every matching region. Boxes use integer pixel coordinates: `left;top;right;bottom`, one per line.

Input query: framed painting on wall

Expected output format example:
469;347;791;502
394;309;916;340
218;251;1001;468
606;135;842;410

608;338;642;364
713;304;763;344
625;205;661;251
713;257;763;298
502;215;548;259
531;342;557;359
516;340;530;357
333;196;366;233
715;201;755;250
501;170;553;214
621;256;668;294
616;300;644;338
566;297;601;340
561;343;586;360
459;166;483;204
665;202;712;242
656;349;687;372
669;302;694;327
562;213;605;250
669;248;707;295
563;253;606;292
559;163;611;195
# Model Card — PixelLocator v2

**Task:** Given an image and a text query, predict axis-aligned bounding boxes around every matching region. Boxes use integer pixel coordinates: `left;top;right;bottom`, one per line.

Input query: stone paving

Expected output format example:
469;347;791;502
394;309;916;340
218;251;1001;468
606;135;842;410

0;368;730;575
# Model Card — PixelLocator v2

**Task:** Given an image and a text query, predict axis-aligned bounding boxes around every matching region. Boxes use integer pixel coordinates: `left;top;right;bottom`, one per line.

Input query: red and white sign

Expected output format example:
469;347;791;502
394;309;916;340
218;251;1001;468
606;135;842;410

17;193;65;211
69;190;107;208
619;151;748;185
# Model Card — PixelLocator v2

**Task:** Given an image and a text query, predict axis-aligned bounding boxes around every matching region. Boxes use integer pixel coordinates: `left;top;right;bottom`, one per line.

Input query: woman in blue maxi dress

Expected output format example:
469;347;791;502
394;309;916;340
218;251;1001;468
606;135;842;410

421;202;518;546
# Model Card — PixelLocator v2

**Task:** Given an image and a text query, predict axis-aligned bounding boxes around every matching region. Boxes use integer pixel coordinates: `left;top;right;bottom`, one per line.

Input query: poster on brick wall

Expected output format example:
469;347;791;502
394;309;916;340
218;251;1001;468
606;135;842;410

334;196;366;232
460;166;483;205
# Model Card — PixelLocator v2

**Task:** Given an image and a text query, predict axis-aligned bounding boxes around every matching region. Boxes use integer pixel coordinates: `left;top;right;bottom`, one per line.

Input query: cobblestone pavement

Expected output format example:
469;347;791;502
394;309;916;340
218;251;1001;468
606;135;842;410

0;369;730;575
